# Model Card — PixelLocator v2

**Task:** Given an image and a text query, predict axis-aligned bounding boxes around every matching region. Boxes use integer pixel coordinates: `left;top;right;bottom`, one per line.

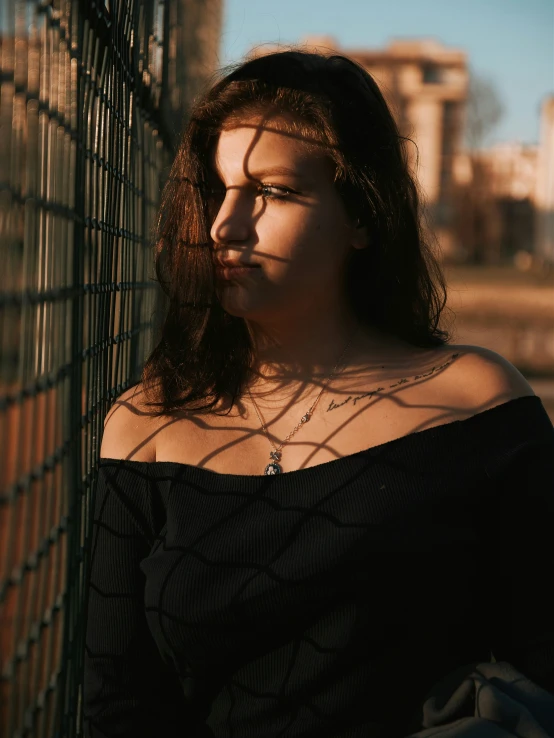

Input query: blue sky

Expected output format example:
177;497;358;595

220;0;554;147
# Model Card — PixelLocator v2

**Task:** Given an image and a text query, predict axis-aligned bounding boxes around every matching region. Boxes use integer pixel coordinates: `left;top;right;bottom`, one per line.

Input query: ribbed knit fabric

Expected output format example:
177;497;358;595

82;395;554;738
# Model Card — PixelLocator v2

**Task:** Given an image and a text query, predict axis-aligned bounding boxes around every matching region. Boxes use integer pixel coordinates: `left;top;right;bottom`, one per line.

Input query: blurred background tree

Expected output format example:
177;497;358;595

456;72;505;264
464;71;504;150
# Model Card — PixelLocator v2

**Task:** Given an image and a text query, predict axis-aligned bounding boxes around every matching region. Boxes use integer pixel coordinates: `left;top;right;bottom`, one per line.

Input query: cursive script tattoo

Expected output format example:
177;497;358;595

326;353;460;412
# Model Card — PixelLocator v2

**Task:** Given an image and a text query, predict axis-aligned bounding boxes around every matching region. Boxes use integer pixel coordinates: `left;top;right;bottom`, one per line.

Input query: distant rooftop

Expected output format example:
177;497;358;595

301;35;466;64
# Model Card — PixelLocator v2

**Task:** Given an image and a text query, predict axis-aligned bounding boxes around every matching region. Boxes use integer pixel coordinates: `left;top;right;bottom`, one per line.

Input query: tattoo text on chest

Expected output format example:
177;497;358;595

326;353;460;412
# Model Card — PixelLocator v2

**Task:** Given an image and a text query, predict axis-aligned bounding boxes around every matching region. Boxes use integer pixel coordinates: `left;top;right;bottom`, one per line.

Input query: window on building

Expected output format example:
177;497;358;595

422;64;442;84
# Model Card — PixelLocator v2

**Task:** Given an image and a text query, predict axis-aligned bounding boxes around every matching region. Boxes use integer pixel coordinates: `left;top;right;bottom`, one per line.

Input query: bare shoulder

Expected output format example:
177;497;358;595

446;344;536;412
99;383;159;462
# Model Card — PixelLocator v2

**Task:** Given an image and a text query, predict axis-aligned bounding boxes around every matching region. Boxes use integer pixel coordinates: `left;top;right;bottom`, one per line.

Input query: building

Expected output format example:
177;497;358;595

476;143;538;201
473;143;538;261
535;96;554;265
453;127;552;266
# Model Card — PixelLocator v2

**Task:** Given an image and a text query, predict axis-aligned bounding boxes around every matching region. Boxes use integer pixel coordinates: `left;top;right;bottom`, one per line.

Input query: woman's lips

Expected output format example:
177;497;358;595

215;265;261;280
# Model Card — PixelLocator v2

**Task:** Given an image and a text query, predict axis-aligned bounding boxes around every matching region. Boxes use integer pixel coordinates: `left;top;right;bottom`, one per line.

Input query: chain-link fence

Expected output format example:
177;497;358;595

0;1;222;735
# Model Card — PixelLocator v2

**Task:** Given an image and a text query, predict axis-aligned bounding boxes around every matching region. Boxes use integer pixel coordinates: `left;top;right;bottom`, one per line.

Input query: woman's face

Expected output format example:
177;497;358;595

208;113;363;324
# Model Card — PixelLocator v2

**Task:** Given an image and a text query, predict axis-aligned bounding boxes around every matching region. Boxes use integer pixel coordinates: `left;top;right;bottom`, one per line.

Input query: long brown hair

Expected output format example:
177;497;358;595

141;48;452;415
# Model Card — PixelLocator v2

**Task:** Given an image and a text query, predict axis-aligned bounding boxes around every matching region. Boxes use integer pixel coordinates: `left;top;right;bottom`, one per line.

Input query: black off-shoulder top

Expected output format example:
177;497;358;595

82;395;554;738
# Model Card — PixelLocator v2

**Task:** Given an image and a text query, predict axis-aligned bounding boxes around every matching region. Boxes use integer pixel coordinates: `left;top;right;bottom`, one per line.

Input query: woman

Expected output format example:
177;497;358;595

83;49;554;737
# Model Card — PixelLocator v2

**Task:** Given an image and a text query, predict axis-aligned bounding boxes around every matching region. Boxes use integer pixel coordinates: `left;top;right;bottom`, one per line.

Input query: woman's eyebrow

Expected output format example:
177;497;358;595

247;166;309;180
209;164;310;182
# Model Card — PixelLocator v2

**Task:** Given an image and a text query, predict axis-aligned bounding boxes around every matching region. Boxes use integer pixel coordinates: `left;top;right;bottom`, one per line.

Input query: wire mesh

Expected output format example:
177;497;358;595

0;0;223;734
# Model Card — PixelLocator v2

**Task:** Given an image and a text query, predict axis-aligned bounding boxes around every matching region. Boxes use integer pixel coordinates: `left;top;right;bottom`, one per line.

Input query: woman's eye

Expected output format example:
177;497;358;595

258;184;292;200
206;184;293;206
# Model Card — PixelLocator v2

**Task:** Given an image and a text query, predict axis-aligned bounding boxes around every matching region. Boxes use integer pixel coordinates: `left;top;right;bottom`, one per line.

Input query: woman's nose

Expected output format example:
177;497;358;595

210;191;251;244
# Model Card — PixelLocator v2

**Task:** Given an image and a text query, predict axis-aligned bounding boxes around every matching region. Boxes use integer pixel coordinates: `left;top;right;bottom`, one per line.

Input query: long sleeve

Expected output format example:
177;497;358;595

82;461;189;737
485;414;554;697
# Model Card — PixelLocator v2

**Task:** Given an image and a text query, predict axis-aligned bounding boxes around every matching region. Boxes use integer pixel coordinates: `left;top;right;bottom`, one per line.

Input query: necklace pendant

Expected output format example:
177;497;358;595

264;461;282;475
269;450;282;461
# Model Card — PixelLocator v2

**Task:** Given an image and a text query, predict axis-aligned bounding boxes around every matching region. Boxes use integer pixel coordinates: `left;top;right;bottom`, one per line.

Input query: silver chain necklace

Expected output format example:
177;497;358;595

246;329;357;475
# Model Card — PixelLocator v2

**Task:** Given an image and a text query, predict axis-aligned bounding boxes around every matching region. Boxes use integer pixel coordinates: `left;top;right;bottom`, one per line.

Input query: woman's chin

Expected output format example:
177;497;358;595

218;293;258;318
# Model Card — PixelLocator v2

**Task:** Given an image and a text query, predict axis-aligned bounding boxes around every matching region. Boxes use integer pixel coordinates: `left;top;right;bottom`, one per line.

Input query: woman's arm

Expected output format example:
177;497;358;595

486;434;554;696
450;348;554;694
83;396;189;737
